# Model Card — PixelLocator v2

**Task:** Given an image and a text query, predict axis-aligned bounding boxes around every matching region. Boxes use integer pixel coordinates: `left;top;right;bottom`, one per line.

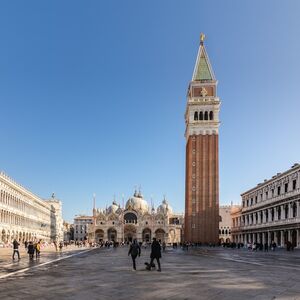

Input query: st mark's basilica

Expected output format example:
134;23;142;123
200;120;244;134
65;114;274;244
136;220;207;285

88;190;183;244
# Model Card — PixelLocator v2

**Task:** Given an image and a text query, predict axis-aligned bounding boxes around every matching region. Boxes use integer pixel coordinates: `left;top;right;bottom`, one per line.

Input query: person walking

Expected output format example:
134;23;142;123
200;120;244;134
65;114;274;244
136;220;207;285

12;239;20;260
128;239;141;271
35;241;41;258
162;241;166;252
59;241;63;253
27;241;35;260
148;238;162;272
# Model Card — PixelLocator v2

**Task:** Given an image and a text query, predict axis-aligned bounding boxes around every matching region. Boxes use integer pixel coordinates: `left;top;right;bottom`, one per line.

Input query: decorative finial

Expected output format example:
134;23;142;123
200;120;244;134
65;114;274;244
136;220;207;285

93;193;96;211
51;193;55;199
200;33;205;45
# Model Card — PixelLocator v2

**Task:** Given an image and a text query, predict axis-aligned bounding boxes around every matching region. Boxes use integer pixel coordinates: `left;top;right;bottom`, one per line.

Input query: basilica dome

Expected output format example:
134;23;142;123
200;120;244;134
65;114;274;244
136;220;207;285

157;198;173;215
125;191;149;214
107;200;119;214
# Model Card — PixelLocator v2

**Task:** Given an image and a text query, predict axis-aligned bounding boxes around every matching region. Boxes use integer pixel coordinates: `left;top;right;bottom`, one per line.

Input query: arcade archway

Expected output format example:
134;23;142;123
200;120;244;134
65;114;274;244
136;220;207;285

124;224;136;242
107;228;117;241
155;228;166;242
142;228;151;242
95;229;104;242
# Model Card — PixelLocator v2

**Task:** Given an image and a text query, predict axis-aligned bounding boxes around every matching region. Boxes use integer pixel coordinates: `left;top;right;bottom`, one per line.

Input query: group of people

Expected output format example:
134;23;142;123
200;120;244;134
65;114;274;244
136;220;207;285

12;239;65;260
128;238;162;272
12;239;41;260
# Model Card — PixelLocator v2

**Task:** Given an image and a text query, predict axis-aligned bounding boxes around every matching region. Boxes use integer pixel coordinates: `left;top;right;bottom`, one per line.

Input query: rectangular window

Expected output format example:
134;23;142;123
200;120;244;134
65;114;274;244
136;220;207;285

293;180;297;190
265;191;268;199
285;183;288;193
272;189;274;197
250;198;253;205
192;224;196;229
255;196;257;204
277;186;281;196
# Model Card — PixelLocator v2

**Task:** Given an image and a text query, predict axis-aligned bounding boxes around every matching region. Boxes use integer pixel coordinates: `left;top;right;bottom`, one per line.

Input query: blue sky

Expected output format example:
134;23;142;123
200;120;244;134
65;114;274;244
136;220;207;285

0;1;299;222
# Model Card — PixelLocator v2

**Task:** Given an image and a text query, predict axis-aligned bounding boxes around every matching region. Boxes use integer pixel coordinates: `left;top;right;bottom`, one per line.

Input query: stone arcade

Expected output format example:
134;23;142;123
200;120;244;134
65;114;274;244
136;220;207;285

0;171;63;243
231;163;300;248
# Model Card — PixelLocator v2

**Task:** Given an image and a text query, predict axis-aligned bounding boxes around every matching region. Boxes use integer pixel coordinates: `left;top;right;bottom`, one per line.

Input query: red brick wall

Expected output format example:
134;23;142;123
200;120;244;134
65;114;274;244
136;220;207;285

184;134;219;244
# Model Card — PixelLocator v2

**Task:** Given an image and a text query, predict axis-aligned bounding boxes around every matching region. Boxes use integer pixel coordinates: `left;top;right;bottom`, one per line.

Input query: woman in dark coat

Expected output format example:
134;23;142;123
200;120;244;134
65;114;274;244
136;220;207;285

128;239;141;270
149;238;162;272
27;241;35;260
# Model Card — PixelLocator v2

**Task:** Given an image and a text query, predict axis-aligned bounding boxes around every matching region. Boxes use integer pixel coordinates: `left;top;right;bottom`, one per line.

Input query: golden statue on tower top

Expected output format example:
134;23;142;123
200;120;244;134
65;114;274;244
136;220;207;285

200;33;205;45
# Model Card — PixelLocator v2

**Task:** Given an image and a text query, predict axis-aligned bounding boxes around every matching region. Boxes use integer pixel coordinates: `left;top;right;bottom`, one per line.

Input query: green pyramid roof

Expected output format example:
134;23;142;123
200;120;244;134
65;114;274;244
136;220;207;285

192;45;214;81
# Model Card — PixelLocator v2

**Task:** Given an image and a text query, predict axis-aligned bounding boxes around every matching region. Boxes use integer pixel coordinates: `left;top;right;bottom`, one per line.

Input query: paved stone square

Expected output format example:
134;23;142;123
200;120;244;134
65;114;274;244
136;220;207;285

0;246;299;300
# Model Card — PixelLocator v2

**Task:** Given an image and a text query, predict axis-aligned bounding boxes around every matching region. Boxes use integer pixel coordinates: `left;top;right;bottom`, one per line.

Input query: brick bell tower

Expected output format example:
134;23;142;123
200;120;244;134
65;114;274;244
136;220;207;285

184;34;220;244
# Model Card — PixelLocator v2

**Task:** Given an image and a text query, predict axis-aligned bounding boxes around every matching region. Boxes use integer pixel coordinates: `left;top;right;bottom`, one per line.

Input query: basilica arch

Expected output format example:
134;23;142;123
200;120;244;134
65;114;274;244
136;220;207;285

95;229;104;242
107;228;117;241
124;224;136;242
155;228;166;242
124;212;137;224
142;228;151;242
169;229;175;243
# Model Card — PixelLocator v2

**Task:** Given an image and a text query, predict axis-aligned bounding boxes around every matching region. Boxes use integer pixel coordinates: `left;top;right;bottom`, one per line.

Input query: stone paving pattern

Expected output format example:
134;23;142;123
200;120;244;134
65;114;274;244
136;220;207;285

0;246;300;300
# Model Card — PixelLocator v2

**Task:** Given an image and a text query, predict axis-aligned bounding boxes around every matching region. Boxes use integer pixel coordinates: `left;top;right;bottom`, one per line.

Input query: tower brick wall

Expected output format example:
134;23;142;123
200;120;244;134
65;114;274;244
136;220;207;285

185;134;219;243
184;36;220;244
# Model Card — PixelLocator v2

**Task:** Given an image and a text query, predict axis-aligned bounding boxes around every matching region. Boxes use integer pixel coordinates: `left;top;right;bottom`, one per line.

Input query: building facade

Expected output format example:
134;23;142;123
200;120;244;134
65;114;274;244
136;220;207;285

0;172;64;243
184;34;220;244
89;191;183;244
219;205;232;243
231;163;300;248
63;221;74;242
73;215;93;242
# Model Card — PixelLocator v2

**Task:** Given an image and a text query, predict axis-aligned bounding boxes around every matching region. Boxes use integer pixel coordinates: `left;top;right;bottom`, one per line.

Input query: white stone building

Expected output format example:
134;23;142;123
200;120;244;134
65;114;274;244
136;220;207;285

89;191;183;244
219;205;232;243
74;215;93;242
231;163;300;248
0;172;64;243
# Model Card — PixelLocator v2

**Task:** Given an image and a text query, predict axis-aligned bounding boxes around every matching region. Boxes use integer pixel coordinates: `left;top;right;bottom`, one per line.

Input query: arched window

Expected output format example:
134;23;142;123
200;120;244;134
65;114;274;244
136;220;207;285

199;111;203;120
204;111;208;120
209;111;213;120
222;229;224;234
225;229;228;235
194;111;198;121
124;212;137;224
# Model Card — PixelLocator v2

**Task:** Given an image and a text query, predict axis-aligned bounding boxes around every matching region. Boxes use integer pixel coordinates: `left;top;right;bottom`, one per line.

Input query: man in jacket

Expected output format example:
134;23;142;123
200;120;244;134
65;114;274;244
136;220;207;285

128;239;141;271
12;239;20;260
149;238;162;272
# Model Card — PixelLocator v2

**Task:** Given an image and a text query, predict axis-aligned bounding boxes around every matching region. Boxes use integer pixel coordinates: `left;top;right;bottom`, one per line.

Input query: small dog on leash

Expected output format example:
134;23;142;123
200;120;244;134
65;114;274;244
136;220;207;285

144;262;156;270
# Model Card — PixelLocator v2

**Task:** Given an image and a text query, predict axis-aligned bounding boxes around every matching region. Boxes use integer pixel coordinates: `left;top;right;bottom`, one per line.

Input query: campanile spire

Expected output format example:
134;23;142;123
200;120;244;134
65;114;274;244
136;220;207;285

184;35;220;244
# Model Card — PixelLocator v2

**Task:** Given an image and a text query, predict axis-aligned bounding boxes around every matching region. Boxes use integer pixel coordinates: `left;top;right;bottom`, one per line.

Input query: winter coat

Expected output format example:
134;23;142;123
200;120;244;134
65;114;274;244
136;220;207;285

28;244;35;254
150;241;161;259
128;243;141;257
